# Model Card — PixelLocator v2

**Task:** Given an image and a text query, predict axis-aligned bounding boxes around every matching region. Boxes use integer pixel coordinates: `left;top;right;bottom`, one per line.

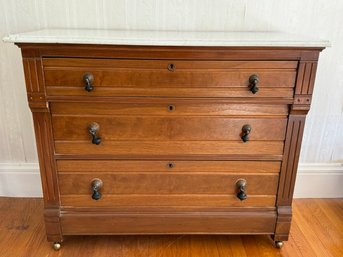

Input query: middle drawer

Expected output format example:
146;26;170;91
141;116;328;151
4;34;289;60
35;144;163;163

51;102;287;158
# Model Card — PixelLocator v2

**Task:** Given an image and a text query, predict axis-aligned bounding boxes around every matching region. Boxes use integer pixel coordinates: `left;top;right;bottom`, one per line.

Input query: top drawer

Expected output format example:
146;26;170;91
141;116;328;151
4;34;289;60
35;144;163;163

43;58;297;98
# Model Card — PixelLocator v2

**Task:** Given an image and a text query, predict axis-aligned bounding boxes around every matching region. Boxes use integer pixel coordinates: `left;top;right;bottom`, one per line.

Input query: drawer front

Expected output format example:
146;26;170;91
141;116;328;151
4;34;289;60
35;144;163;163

58;160;279;208
52;116;287;141
51;102;286;158
54;141;284;157
44;58;297;98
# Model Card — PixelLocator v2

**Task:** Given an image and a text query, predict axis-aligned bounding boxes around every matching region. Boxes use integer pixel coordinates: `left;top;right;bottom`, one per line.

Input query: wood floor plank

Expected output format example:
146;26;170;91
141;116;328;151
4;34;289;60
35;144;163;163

317;199;343;238
0;197;342;257
286;221;317;257
292;201;334;257
294;199;343;257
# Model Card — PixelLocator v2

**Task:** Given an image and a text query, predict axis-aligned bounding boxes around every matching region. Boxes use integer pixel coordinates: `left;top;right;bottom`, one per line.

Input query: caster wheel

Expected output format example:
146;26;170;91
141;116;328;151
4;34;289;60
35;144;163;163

275;241;283;249
53;242;61;251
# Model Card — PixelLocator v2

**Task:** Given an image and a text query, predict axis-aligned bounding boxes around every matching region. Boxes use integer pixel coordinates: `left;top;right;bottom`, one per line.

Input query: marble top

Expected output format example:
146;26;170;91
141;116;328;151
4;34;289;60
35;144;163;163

3;29;330;47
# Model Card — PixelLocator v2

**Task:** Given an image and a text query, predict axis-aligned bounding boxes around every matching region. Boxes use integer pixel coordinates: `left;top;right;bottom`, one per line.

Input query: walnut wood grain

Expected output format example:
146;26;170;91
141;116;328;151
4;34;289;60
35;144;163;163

22;58;47;111
60;195;276;208
44;208;63;242
32;113;59;207
50;101;289;116
273;115;306;241
60;205;276;213
45;70;295;88
277;115;305;206
47;86;295;98
54;140;284;156
54;153;284;161
56;160;281;173
292;58;319;111
43;58;296;98
60;211;277;235
58;172;278;195
43;58;298;69
23;55;63;242
19;43;323;60
295;62;318;95
52;116;287;141
272;206;292;242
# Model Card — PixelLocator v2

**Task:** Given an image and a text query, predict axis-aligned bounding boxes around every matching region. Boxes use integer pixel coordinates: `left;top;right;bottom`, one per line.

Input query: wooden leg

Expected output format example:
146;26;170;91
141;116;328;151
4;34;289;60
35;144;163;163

273;206;292;242
44;208;63;244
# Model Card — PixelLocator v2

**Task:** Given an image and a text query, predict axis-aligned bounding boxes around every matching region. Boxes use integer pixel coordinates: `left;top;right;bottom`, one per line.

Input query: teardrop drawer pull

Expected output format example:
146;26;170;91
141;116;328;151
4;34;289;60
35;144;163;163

88;122;101;145
248;74;259;94
83;73;94;92
236;179;247;201
241;124;252;143
91;178;103;200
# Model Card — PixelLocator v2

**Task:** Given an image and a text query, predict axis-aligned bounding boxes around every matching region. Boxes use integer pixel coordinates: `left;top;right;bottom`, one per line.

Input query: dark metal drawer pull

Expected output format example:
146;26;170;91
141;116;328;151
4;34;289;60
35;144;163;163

91;178;103;200
236;179;247;201
88;122;101;145
249;74;259;94
241;124;252;142
83;73;94;92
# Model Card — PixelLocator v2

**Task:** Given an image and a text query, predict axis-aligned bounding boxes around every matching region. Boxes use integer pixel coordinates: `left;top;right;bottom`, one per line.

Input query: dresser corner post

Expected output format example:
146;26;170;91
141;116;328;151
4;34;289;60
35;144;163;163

44;208;64;243
272;206;292;242
31;110;63;243
273;113;306;242
274;50;321;242
20;46;63;242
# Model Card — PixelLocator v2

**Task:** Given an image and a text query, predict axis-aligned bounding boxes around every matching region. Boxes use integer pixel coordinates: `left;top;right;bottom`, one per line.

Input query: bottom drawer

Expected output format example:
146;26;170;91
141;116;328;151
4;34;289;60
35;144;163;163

58;160;279;209
61;211;277;235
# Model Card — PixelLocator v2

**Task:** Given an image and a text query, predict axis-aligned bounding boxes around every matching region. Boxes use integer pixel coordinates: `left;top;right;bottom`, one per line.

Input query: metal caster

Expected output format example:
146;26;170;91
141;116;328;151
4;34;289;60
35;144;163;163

275;241;283;249
53;242;61;251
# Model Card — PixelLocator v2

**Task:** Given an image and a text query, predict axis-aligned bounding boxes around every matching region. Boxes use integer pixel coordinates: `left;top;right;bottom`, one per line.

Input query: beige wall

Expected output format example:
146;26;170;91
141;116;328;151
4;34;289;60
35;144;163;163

0;0;342;196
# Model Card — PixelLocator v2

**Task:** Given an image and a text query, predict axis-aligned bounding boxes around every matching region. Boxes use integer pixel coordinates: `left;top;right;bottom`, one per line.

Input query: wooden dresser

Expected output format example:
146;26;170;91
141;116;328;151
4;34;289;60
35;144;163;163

5;29;327;250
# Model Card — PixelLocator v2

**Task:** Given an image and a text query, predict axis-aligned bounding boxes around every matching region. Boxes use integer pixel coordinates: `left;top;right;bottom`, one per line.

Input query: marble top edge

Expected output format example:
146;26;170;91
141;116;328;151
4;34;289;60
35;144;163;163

3;28;330;48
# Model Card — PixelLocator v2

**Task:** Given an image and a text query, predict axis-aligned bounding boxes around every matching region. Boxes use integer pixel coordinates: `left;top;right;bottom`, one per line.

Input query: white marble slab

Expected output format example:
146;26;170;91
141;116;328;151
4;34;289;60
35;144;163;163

3;29;330;47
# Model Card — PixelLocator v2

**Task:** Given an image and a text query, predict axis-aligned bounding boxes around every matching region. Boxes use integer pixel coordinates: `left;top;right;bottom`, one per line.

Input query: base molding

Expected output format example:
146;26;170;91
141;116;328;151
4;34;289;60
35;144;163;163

0;162;342;198
294;163;343;198
60;211;276;236
0;163;42;197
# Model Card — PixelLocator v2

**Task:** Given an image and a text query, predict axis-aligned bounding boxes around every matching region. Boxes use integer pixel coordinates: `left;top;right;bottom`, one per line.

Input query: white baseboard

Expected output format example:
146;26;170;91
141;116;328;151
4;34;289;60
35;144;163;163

294;163;343;198
0;162;342;198
0;163;42;197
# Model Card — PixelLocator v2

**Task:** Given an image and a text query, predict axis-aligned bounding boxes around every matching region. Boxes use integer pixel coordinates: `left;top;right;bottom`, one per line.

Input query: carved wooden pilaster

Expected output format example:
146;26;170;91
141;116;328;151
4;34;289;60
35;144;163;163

22;57;48;111
31;111;59;206
274;51;321;241
292;61;318;112
22;50;62;242
277;114;306;206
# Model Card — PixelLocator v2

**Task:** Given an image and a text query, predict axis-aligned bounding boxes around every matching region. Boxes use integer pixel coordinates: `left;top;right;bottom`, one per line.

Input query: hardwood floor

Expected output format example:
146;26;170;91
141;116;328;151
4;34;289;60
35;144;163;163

0;198;342;257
